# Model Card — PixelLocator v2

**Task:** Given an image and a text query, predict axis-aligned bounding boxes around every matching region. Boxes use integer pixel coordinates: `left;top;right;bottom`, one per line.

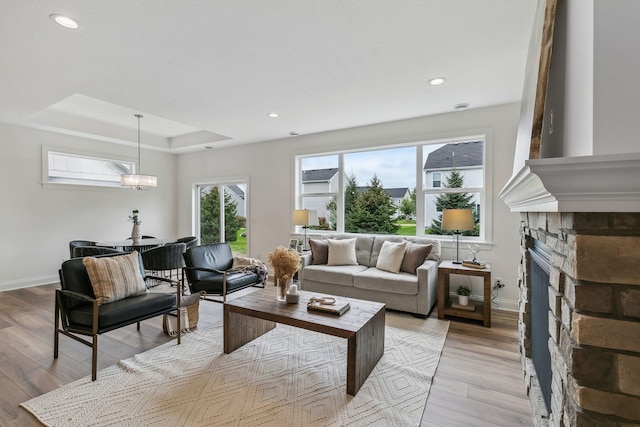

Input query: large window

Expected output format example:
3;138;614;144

296;138;486;239
43;147;134;188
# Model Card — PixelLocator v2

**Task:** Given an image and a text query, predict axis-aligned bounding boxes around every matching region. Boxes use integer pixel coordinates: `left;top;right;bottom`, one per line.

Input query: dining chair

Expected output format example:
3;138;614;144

68;240;96;258
175;236;198;250
141;242;187;288
72;246;125;258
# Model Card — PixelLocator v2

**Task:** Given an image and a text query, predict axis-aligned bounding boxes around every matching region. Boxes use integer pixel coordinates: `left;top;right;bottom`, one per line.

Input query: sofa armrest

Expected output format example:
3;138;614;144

300;251;313;268
416;259;439;314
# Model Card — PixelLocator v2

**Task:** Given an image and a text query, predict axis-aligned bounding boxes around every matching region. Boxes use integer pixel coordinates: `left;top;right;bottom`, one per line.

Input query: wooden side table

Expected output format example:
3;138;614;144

437;260;491;327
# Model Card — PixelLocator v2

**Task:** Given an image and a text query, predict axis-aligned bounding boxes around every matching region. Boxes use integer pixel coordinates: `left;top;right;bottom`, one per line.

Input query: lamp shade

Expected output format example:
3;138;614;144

441;209;474;231
293;209;318;226
120;174;158;189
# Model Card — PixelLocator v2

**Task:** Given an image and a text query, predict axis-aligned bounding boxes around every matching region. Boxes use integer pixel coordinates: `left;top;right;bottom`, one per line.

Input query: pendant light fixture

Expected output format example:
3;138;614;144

121;114;157;189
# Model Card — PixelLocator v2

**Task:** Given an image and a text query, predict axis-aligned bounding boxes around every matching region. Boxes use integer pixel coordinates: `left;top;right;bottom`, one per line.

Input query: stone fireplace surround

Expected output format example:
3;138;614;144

499;154;640;426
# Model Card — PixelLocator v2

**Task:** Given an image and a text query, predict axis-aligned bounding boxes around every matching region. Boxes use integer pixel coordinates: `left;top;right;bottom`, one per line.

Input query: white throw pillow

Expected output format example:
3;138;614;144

327;238;358;266
376;240;407;273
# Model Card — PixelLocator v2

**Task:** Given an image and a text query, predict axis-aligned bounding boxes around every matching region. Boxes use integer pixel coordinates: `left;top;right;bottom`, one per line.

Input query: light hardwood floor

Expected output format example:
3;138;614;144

0;283;532;426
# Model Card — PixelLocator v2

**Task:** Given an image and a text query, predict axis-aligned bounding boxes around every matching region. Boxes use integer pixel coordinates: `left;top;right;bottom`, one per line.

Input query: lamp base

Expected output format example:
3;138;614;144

452;260;462;264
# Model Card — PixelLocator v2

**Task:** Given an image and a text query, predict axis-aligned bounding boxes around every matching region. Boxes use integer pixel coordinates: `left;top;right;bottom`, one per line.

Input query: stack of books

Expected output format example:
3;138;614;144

307;299;351;315
462;259;487;269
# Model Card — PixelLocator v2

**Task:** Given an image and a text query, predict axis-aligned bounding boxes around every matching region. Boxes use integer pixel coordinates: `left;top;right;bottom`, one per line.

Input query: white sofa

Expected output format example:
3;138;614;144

299;233;440;317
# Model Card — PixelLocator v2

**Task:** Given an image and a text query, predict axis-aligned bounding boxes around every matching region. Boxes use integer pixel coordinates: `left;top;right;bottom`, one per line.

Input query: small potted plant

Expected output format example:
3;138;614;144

456;285;471;306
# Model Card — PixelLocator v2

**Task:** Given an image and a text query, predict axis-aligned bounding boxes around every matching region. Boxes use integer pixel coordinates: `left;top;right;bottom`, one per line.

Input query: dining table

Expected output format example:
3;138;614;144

95;238;165;252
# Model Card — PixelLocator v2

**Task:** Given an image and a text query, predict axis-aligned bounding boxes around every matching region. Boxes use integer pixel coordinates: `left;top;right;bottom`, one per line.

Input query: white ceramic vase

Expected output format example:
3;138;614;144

458;295;469;306
131;223;142;242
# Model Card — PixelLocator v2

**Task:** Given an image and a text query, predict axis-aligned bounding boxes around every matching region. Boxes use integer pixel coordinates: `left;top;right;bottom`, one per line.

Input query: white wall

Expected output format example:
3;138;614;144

0;123;177;291
177;103;523;310
593;0;640;155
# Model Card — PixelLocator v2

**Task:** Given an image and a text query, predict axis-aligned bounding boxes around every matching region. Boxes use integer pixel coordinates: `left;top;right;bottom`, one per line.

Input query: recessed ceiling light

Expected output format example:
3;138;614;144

454;103;469;110
50;14;79;29
268;113;279;118
428;77;446;86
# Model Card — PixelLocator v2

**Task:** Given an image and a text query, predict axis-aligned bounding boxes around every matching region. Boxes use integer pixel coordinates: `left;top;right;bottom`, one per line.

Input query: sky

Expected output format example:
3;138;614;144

300;144;444;189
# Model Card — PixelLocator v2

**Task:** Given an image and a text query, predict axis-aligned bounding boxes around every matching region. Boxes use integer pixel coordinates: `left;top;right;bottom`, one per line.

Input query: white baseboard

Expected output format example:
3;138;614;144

0;275;58;292
449;292;519;312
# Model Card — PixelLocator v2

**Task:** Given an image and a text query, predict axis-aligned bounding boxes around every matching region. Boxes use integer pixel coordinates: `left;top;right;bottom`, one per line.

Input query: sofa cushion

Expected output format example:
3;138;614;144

309;239;329;265
82;251;148;304
353;268;419;295
327;238;358;266
323;233;375;266
302;264;367;287
376;240;407;273
400;242;433;274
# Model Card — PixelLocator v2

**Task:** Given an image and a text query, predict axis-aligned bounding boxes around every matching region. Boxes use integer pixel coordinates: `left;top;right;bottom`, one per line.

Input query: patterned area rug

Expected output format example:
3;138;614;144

22;312;448;426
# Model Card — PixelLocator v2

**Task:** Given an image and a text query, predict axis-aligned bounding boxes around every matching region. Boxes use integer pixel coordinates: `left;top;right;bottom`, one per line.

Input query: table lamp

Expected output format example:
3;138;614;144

293;209;318;250
441;208;474;264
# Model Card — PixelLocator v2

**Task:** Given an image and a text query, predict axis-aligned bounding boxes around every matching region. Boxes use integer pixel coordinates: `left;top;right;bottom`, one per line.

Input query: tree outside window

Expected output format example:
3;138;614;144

200;186;242;244
427;169;479;236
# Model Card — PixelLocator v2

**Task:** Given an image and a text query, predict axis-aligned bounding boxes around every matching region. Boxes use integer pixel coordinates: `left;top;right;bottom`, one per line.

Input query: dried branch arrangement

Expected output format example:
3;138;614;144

267;246;301;281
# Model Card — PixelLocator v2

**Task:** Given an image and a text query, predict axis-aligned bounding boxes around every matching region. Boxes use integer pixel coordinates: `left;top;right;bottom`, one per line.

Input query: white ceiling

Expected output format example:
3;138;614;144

0;1;538;153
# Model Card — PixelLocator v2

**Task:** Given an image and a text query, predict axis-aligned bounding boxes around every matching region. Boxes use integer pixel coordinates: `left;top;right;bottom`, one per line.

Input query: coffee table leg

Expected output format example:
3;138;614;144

346;308;385;395
224;307;276;354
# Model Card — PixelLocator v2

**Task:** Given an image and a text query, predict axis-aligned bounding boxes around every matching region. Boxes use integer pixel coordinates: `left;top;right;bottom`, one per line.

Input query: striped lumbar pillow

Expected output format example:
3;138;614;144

83;252;148;304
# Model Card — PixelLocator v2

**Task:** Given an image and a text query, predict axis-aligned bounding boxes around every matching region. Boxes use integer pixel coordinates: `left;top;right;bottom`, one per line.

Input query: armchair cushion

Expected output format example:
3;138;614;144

82;251;148;304
66;293;177;332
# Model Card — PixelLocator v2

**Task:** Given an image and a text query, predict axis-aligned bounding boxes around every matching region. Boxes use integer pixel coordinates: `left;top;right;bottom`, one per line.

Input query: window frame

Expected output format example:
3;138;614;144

293;133;493;244
192;176;251;255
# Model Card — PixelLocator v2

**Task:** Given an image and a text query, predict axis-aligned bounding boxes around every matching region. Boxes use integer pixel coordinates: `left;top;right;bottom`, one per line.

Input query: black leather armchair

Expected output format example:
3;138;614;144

55;252;181;381
183;243;266;303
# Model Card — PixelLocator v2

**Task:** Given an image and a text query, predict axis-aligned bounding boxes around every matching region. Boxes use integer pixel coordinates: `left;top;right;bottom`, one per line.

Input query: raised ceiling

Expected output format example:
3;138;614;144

0;1;538;153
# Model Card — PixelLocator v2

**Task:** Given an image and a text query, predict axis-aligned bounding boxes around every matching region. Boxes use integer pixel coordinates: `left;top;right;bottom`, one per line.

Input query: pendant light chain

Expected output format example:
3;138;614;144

136;114;143;174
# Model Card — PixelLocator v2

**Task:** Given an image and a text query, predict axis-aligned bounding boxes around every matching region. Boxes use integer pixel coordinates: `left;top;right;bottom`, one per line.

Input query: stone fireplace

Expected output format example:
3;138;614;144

499;154;640;426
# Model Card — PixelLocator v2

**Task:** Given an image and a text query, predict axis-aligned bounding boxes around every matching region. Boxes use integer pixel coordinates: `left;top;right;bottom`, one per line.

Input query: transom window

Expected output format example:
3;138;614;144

43;148;134;188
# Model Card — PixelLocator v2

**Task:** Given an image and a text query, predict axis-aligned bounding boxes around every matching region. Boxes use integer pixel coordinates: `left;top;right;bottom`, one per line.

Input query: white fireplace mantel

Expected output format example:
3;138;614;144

499;153;640;212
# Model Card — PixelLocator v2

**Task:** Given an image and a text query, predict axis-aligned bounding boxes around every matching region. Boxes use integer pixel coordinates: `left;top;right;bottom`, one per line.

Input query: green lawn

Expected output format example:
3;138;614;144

396;223;416;236
228;228;247;254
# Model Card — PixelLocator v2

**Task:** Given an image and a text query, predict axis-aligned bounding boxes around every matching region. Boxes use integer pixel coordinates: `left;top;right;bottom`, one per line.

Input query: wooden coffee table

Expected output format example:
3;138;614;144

223;287;386;395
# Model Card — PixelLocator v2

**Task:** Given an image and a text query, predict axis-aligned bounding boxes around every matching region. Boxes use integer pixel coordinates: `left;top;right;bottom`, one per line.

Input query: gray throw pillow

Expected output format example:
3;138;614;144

400;242;433;274
309;239;329;265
